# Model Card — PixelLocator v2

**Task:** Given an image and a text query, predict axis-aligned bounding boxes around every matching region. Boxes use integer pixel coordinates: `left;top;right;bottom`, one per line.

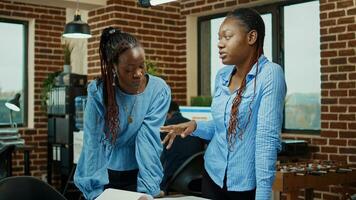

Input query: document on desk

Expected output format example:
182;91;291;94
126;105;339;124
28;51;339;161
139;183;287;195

161;197;208;200
96;189;209;200
96;188;144;200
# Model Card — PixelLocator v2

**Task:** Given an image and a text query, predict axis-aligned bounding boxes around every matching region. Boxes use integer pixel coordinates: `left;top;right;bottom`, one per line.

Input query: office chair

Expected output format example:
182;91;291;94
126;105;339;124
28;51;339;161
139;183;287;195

0;176;67;200
165;151;204;197
0;144;15;179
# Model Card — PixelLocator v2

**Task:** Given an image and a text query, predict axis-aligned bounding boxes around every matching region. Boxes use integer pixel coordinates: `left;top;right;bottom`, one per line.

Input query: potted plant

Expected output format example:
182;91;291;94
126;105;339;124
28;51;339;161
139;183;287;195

40;71;61;111
40;43;73;110
63;42;73;69
61;43;73;85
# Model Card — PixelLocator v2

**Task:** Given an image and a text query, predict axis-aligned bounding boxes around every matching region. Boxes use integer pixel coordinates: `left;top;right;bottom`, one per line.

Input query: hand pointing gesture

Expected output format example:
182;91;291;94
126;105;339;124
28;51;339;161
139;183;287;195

160;120;197;149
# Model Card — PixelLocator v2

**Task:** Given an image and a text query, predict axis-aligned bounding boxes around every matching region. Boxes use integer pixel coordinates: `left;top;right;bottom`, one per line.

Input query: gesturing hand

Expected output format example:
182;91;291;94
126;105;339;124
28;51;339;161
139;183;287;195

160;120;197;149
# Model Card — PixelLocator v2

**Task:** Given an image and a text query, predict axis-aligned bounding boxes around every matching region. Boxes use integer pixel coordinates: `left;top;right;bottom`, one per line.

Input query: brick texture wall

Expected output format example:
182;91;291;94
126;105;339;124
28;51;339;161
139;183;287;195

0;0;66;177
283;0;355;198
178;0;355;199
87;1;355;198
1;0;355;199
87;0;187;105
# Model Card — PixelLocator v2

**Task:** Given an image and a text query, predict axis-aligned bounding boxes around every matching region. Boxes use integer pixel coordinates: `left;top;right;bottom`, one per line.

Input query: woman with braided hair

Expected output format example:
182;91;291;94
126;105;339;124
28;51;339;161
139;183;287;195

74;27;170;200
161;8;286;200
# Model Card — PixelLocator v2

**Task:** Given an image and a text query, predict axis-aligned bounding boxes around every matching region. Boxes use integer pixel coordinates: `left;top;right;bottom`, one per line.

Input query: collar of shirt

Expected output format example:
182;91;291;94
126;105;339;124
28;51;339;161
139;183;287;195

220;55;268;87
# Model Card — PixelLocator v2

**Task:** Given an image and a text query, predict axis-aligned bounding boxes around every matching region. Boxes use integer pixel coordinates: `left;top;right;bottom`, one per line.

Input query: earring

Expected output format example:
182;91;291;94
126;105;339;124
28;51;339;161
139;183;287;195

112;69;116;86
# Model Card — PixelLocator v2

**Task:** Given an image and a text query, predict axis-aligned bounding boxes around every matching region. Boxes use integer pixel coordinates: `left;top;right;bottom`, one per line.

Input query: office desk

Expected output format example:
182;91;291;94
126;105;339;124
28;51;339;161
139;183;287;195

96;189;208;200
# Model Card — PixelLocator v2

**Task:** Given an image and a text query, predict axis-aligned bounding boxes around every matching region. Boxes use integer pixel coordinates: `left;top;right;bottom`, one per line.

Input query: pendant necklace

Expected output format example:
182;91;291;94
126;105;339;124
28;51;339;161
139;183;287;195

123;95;137;124
114;68;141;124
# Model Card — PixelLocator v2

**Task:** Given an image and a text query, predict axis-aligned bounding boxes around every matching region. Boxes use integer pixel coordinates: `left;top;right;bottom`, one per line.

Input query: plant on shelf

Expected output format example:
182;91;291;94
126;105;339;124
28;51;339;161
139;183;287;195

40;42;73;110
63;42;73;66
61;43;73;85
40;71;61;111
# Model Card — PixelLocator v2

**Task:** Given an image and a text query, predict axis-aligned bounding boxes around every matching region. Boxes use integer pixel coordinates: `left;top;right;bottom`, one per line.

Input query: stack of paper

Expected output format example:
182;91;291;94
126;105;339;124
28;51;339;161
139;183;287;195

0;128;24;146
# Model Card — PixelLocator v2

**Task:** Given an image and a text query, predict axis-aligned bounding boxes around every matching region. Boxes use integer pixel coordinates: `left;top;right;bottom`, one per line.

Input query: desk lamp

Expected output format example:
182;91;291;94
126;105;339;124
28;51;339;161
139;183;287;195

5;93;21;128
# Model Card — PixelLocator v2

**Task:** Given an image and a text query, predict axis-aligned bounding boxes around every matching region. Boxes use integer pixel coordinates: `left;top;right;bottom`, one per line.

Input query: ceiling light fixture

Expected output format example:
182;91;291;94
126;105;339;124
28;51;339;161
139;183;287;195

138;0;177;8
63;0;91;39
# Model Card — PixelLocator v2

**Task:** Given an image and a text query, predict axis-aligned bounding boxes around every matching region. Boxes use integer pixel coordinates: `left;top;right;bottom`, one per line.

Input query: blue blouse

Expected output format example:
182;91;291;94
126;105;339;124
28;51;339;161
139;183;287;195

74;75;171;200
193;55;286;200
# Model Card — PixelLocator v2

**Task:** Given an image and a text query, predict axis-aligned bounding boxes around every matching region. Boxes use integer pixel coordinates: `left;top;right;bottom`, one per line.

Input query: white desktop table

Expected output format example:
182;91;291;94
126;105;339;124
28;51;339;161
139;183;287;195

96;188;208;200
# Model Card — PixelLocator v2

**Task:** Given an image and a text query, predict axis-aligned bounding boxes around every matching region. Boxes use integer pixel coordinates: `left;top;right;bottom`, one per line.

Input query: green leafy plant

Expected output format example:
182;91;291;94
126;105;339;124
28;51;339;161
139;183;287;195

63;42;73;65
190;96;212;107
40;71;61;110
145;59;160;76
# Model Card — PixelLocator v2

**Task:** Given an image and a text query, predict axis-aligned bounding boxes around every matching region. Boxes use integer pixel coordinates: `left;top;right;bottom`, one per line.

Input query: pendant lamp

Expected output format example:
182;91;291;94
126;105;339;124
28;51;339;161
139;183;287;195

63;0;91;39
138;0;176;7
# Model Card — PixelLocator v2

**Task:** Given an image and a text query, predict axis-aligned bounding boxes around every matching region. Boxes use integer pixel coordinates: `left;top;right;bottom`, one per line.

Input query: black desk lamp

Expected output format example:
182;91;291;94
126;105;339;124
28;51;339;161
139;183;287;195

5;93;21;128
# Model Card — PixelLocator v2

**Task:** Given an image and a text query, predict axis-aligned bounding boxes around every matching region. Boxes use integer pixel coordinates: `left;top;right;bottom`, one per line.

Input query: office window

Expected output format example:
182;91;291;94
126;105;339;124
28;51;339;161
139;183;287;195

283;1;320;131
198;0;320;132
0;19;28;127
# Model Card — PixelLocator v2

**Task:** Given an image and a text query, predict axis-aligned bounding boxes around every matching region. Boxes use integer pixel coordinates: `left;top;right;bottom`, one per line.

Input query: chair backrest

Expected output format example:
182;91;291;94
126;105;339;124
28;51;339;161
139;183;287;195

165;151;204;197
0;176;67;200
0;145;15;179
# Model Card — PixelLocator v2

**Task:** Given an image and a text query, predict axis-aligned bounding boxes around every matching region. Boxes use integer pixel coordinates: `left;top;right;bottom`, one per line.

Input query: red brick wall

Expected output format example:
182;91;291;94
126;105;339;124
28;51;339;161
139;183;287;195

1;0;355;198
179;0;355;199
87;0;187;105
319;0;356;163
0;0;66;177
84;0;355;198
87;0;355;199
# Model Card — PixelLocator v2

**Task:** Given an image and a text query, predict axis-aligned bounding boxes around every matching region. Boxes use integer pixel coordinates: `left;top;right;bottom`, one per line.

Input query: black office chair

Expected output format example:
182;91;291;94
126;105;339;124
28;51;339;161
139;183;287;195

0;176;67;200
0;144;15;179
165;151;204;197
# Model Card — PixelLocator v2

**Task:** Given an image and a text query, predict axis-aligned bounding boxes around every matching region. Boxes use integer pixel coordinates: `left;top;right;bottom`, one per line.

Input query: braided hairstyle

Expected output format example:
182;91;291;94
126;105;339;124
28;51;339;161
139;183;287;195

226;8;265;151
99;27;141;143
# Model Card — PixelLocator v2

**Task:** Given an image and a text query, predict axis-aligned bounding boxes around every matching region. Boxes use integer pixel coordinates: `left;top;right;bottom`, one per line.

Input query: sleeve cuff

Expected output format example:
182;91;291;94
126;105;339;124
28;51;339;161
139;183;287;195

137;185;161;197
192;120;209;137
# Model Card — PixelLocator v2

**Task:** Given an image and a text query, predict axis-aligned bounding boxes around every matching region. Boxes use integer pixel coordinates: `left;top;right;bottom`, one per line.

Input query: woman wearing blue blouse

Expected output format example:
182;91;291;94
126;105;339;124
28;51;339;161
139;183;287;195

74;27;170;200
161;8;286;200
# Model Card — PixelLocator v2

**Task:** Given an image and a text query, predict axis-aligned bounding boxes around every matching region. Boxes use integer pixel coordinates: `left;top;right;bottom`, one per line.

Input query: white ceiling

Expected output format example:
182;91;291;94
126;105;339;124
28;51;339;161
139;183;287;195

11;0;106;10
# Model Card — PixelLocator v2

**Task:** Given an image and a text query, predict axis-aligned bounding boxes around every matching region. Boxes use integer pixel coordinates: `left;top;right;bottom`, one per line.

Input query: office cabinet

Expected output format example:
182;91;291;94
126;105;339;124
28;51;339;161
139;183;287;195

47;74;86;189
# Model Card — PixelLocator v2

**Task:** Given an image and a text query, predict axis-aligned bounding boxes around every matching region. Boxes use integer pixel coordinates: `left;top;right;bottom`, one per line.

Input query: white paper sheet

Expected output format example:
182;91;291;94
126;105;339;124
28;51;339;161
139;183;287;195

95;189;209;200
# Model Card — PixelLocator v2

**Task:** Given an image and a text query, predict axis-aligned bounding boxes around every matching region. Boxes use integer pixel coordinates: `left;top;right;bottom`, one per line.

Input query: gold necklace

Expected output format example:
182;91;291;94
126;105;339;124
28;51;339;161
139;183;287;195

118;75;146;124
122;95;137;124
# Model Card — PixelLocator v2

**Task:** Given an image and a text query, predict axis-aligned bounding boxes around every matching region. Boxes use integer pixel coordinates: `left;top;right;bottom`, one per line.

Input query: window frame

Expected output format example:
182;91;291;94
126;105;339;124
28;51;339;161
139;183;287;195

197;0;320;134
0;18;29;128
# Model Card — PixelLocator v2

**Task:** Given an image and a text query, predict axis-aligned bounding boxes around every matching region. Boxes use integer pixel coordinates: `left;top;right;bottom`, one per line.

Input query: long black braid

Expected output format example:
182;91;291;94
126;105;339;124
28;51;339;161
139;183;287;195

226;8;265;151
99;27;141;143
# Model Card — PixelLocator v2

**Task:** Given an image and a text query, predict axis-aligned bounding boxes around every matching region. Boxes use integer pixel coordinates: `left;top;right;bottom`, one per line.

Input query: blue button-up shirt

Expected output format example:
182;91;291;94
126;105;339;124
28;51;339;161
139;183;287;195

193;55;286;200
74;75;171;200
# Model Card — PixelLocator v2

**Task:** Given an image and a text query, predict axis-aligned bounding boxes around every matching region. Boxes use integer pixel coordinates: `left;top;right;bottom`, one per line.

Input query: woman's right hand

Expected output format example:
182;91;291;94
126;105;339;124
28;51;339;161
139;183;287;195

160;120;197;149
